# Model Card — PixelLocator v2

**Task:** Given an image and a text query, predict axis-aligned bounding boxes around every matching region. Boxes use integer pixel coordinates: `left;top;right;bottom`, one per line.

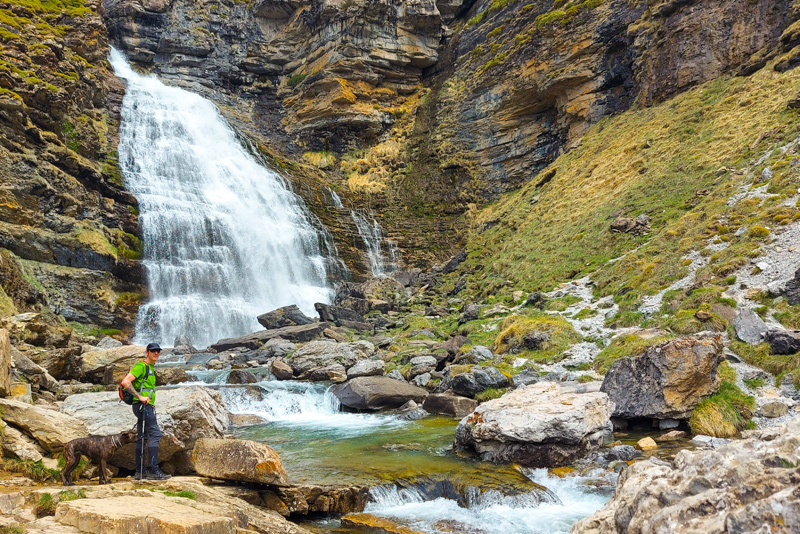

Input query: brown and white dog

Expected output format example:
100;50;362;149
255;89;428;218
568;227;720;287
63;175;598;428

61;429;138;486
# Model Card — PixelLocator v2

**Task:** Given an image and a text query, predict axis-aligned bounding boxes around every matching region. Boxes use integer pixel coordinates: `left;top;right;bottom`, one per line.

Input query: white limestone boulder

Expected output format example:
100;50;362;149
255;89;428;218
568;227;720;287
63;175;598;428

454;381;614;467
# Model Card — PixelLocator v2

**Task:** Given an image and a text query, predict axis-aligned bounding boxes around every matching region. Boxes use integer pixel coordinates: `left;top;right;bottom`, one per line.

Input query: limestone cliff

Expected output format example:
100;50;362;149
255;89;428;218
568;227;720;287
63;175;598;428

0;0;144;334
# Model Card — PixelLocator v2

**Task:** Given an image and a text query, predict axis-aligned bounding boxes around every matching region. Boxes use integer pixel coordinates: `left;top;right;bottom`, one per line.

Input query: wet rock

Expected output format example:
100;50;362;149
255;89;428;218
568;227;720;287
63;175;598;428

601;334;724;419
583;445;639;467
734;308;768;345
192;437;288;486
332;376;428;410
299;363;347;383
422;393;478;418
689;435;732;448
346;359;385;379
264;484;369;516
212;323;329;351
454;382;613;467
341;513;425;534
764;329;800;355
257;305;314;330
573;419;800;534
656;430;686;442
450;366;509;398
636;437;658;451
227;369;258;384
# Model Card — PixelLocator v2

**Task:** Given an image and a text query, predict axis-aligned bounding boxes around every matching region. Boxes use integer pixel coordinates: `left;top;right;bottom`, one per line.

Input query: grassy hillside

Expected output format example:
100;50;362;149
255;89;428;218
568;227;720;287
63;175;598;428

462;63;800;311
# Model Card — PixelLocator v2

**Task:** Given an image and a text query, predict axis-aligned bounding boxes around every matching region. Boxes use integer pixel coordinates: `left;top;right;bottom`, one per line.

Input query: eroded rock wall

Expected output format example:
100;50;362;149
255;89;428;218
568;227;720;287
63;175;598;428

0;0;144;331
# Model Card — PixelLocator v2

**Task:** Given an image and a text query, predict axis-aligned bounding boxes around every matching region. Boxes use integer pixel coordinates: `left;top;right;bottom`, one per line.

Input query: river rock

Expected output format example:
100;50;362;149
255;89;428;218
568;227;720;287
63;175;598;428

636;437;658;451
192;438;289;486
300;363;347;382
227;369;258;384
257;305;314;330
60;387;228;471
264;484;369;516
572;418;800;534
332;376;428;410
271;359;294;380
346;359;385;379
600;334;724;420
0;398;87;453
56;496;236;533
79;344;144;384
733;308;768;344
450;366;510;398
454;382;614;467
341;513;425;534
210;322;329;351
764;329;800;355
422;393;478;417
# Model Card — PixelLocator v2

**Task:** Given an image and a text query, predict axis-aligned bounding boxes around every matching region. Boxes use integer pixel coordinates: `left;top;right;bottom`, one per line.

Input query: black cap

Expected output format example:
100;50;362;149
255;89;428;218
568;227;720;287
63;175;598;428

146;342;162;352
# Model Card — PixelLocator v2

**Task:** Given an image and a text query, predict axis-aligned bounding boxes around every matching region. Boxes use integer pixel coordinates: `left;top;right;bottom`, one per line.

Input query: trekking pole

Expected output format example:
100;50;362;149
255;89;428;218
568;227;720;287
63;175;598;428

140;402;146;478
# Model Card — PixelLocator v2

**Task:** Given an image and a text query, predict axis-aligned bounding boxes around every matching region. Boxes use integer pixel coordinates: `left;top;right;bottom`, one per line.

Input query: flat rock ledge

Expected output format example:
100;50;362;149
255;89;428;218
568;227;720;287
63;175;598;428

572;418;800;533
454;381;614;467
56;496;235;534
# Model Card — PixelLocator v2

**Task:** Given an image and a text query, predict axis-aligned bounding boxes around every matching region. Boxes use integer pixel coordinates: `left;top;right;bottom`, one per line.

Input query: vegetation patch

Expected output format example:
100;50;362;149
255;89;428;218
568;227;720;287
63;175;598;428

494;312;581;363
689;381;755;438
0;458;60;483
475;387;507;402
730;338;800;386
593;333;673;374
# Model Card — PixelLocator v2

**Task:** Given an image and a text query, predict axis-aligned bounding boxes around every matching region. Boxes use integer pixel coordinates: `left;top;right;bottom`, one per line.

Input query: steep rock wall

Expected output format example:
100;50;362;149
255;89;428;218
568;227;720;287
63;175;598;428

0;0;143;330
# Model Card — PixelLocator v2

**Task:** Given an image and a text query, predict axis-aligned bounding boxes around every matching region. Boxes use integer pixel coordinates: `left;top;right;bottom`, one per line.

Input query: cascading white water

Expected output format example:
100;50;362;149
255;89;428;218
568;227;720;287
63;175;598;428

365;470;611;534
351;210;397;277
110;48;334;348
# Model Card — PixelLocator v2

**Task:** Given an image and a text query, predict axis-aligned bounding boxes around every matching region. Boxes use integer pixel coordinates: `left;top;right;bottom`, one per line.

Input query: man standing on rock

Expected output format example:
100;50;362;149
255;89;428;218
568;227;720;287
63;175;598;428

121;342;171;481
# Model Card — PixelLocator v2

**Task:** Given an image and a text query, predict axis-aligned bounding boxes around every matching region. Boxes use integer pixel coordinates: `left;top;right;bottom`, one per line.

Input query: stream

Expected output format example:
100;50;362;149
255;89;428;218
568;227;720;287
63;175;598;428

182;370;613;534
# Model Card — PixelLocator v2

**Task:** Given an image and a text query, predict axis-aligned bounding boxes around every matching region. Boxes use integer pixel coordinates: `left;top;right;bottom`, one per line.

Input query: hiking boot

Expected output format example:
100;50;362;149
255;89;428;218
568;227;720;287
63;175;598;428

134;470;143;481
145;466;171;480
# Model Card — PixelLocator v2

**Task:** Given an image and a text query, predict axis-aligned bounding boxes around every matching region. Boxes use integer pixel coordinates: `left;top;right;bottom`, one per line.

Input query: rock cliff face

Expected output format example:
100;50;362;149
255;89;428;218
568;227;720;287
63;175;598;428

102;0;800;273
0;0;143;331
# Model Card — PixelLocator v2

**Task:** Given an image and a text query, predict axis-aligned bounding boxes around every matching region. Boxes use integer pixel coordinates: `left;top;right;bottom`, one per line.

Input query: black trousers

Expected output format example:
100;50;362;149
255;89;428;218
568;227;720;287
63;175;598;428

132;402;163;469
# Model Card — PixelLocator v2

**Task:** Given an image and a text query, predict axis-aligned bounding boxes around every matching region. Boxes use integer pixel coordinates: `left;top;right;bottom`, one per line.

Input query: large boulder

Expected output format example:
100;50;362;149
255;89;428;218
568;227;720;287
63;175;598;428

764;329;800;355
600;334;724;420
572;418;800;534
450;366;510;398
210;323;329;351
331;376;428;410
422;393;478;417
314;303;371;331
79;344;144;384
454;382;614;467
0;329;11;396
346;359;385;379
257;305;314;330
192;438;289;486
0;398;87;453
780;266;800;305
289;340;375;376
60;387;228;472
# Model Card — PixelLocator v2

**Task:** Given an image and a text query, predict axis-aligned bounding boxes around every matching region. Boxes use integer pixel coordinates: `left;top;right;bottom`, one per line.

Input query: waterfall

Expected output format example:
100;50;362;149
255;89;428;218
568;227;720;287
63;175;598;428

110;48;335;348
351;210;398;277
